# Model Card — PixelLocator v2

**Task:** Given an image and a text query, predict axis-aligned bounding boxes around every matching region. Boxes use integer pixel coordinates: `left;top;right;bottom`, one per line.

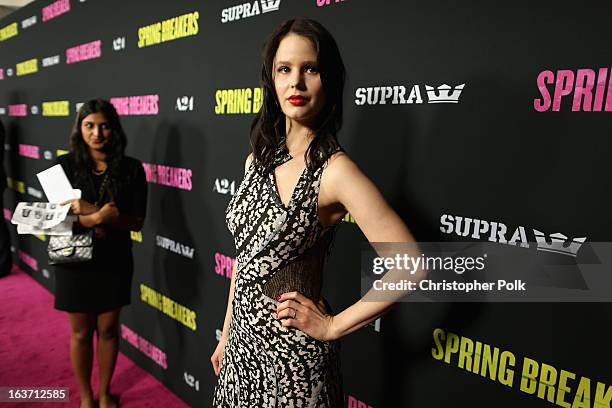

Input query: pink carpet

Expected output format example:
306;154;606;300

0;265;189;408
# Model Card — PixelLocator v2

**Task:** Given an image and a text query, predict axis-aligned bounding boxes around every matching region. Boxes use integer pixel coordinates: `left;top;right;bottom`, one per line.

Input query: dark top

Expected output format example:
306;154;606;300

53;153;148;312
57;153;147;254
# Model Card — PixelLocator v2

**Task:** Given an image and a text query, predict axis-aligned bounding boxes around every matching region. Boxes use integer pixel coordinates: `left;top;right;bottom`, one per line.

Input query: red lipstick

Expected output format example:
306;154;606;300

287;95;308;106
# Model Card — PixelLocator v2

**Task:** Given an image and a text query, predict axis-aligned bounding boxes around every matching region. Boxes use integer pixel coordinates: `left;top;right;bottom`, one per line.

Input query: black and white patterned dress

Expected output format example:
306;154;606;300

213;141;344;407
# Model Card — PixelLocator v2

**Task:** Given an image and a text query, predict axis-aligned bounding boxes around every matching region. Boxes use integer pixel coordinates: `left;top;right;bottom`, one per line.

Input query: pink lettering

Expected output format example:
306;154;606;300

0;69;4;80
142;163;192;191
317;0;347;7
121;324;167;369
19;144;40;159
214;252;234;279
606;68;612;112
18;250;38;271
120;324;139;348
66;40;102;64
8;104;27;117
346;395;373;408
142;163;158;183
111;95;158;116
534;70;554;112
4;208;12;221
593;68;608;111
552;70;575;111
110;97;129;115
572;69;595;111
42;0;70;22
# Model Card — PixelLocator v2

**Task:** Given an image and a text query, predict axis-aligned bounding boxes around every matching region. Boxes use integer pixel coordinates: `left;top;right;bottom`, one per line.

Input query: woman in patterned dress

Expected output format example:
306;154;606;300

211;19;417;407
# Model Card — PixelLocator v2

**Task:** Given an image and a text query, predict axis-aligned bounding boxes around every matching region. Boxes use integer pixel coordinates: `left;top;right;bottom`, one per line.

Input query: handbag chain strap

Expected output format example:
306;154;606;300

94;172;111;207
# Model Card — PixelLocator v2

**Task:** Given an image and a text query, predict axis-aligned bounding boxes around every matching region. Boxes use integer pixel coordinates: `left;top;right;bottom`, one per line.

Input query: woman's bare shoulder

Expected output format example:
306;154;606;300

244;153;254;175
324;150;360;179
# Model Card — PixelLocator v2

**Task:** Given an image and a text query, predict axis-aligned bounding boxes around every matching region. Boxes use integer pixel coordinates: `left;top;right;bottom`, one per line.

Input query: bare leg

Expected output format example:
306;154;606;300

68;312;96;408
97;309;120;408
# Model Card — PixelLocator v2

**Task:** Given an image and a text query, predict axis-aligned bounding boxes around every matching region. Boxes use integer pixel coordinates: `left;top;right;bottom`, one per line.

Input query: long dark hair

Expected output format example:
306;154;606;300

69;99;126;184
251;18;346;174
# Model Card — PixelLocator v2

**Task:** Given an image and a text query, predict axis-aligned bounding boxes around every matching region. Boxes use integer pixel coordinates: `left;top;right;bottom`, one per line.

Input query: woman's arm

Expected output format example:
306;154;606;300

99;161;148;231
220;153;253;337
211;153;253;375
105;213;144;231
276;152;423;341
221;261;238;338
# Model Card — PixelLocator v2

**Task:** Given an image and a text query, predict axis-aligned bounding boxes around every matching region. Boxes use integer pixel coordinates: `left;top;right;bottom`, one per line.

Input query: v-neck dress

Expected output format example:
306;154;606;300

213;142;344;407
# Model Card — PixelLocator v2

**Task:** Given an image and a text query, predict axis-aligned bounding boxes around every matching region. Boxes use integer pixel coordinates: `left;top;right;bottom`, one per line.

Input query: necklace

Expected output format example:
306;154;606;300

92;167;106;175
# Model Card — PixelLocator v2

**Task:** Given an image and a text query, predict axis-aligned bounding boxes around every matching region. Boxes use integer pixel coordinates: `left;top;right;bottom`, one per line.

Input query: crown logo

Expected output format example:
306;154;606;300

260;0;281;13
425;83;465;103
533;230;586;257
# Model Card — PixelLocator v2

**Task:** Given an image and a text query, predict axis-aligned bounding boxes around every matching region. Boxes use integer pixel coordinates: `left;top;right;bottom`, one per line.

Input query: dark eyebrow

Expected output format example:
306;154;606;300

275;60;318;67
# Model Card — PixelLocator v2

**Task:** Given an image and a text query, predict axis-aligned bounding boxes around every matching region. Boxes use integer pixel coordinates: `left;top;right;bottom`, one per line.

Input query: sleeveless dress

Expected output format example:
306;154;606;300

213;141;344;407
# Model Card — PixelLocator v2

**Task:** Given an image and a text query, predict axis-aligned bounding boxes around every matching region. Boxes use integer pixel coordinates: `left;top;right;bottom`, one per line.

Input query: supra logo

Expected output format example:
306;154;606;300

75;102;84;112
260;0;281;12
21;16;37;29
0;108;5;115
184;372;200;392
113;37;125;51
44;150;53;160
440;214;587;257
213;178;236;195
532;230;586;257
355;83;465;105
27;187;43;198
176;96;194;111
425;84;465;103
156;235;194;259
42;55;61;67
30;105;39;115
7;68;13;77
534;68;612;112
221;0;281;23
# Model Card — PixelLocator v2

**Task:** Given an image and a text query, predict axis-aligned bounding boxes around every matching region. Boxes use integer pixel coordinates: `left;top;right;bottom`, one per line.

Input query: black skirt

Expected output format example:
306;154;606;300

53;238;134;313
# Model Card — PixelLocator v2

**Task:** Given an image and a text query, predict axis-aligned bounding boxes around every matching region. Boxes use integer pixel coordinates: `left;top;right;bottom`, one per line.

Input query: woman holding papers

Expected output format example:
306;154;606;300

53;99;147;408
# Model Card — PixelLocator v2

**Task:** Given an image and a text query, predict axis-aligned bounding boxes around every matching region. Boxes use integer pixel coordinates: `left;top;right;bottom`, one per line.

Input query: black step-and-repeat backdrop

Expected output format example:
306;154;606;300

1;1;611;407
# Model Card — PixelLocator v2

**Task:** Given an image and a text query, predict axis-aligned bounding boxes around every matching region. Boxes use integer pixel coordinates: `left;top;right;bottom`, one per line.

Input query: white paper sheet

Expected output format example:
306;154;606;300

11;202;70;229
36;164;77;203
17;216;75;236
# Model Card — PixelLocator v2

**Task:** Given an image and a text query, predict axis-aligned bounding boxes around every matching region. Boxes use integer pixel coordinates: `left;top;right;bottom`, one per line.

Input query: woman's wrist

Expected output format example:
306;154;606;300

77;213;102;228
327;316;341;341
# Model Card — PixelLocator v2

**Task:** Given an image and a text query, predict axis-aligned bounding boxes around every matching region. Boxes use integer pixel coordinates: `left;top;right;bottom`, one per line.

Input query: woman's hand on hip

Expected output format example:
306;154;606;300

275;292;337;341
210;334;228;376
61;199;98;215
